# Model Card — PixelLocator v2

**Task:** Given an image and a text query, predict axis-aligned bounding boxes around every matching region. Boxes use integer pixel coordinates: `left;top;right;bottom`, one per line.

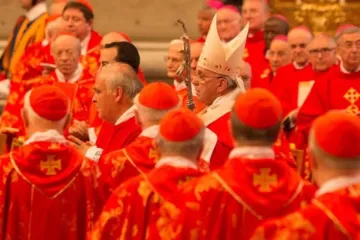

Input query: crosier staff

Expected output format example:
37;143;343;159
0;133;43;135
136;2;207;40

176;19;196;111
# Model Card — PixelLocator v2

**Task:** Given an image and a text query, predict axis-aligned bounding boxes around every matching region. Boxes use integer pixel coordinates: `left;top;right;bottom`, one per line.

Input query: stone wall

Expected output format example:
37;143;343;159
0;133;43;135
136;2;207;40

0;0;206;80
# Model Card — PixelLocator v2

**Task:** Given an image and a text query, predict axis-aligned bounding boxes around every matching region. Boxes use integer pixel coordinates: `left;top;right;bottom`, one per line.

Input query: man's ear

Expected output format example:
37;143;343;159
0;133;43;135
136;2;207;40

217;77;229;93
114;87;124;103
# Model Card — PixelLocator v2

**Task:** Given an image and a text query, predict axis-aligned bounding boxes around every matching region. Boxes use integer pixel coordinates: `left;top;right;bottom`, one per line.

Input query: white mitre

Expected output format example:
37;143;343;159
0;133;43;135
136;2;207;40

197;14;249;89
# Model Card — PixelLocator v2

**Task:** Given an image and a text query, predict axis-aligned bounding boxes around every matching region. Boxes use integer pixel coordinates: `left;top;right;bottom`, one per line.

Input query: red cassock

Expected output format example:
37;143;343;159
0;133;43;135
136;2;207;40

100;135;159;197
177;88;205;114
95;117;141;156
90;165;203;240
243;31;268;82
0;141;104;240
251;66;273;89
251;183;360;240
0;69;94;137
155;157;316;240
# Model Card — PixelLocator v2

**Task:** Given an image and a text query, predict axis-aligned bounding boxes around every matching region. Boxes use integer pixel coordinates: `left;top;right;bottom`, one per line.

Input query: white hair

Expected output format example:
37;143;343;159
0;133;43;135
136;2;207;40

45;18;62;38
155;128;205;159
133;94;180;124
98;63;143;99
335;27;360;43
308;129;360;169
23;90;69;128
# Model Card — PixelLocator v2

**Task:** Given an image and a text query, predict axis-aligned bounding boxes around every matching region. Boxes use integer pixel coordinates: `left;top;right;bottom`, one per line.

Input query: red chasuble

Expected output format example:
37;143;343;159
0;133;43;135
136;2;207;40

0;141;104;240
0;69;94;137
270;64;319;116
90;165;202;240
252;183;360;240
156;157;316;240
100;135;159;197
251;65;273;89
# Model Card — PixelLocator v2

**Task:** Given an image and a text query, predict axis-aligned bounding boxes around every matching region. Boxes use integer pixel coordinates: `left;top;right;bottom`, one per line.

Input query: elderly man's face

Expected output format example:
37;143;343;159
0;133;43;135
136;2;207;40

63;8;91;41
92;72;116;121
288;29;312;66
216;8;241;42
338;32;360;69
192;67;223;106
197;9;214;37
269;40;292;72
53;38;80;76
308;37;337;72
242;1;268;32
165;44;183;79
190;43;203;76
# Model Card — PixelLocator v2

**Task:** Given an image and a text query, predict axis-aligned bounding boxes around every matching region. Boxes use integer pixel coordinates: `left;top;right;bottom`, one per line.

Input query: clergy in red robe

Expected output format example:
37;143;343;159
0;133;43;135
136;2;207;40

62;0;102;74
0;0;48;78
253;35;291;89
252;112;360;240
153;89;316;240
192;14;248;170
196;2;216;42
90;108;204;240
251;15;290;88
270;26;314;116
68;62;143;162
100;82;180;197
0;85;103;240
0;34;94;138
294;28;360;178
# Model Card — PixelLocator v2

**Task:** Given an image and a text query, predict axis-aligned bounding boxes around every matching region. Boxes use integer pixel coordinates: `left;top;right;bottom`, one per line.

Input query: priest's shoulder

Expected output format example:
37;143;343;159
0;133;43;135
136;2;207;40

275;63;296;76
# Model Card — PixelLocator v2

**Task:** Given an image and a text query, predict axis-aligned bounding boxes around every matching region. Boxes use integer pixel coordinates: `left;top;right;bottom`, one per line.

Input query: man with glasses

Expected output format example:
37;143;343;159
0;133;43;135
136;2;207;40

216;5;242;43
192;14;248;170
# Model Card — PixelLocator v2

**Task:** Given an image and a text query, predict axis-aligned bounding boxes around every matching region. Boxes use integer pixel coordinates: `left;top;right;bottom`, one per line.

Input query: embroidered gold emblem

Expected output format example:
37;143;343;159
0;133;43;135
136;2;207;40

49;143;60;149
40;155;62;175
148;148;159;163
344;88;360;115
243;48;249;59
138;181;152;206
253;168;278;192
260;69;270;79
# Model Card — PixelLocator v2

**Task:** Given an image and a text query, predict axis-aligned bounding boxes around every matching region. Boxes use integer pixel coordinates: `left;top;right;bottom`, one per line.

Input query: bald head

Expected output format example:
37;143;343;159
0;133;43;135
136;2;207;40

191;42;204;74
288;27;313;66
101;32;130;48
216;7;242;42
51;35;81;77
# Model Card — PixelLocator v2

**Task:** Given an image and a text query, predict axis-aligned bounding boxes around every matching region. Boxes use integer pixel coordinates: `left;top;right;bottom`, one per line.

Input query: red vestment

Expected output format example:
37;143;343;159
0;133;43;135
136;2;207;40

251;65;273;89
155;156;316;240
252;183;360;240
90;165;202;240
100;134;159;197
177;88;205;114
94;117;141;157
0;69;94;137
0;141;104;240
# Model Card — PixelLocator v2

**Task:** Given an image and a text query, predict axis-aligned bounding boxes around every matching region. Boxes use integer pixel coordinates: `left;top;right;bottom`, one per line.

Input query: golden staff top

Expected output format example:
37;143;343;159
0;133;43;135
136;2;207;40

176;19;196;111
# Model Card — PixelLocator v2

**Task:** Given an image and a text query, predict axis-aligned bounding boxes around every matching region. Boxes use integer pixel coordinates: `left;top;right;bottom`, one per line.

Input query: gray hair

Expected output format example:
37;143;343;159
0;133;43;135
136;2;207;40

309;129;360;169
98;63;143;99
335;27;360;43
155;128;205;159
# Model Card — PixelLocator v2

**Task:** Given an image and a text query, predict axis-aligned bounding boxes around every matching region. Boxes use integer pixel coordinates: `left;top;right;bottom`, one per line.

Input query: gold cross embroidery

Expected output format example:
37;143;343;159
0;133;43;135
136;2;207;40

260;69;270;79
346;104;359;115
253;168;278;192
344;88;360;105
40;155;62;176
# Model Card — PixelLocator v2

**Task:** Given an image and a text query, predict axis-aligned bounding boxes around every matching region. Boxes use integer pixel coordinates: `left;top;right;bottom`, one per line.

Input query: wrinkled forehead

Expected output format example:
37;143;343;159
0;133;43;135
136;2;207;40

288;29;312;44
340;32;360;43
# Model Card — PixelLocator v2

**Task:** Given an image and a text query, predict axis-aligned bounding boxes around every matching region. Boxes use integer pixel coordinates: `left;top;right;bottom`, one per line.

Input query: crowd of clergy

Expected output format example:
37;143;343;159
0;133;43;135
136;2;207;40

0;0;359;239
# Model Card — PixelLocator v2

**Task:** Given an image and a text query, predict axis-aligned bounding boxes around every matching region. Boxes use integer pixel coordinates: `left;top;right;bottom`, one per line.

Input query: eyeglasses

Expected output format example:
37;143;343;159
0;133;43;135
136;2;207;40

164;56;182;63
309;48;335;55
341;41;360;50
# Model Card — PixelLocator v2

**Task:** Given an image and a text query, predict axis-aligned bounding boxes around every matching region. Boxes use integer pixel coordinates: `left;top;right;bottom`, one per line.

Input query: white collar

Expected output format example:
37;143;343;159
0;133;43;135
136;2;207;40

229;146;275;160
173;80;187;92
140;125;159;138
293;61;308;70
26;2;47;22
155;156;198;170
207;88;241;112
55;64;83;83
81;33;91;55
24;129;67;145
340;62;360;74
115;105;136;126
316;174;360;197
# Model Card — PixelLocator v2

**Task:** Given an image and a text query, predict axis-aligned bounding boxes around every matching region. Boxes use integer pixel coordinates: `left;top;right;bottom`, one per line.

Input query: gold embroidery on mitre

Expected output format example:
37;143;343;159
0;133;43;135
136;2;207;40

148;148;159;163
138;180;152;206
344;88;360;115
243;48;249;59
260;69;270;79
253;168;278;192
40;155;62;176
